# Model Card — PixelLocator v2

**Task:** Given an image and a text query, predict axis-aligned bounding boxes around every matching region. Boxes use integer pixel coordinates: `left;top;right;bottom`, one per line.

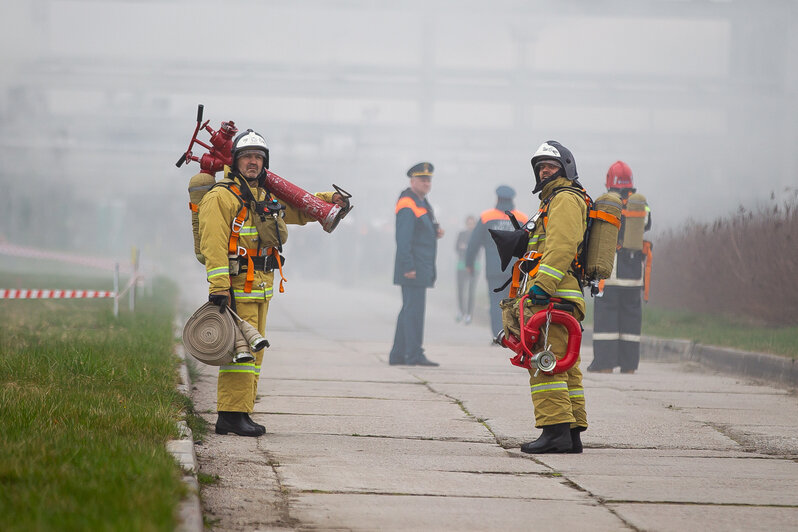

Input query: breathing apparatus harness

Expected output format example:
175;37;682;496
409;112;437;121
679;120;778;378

494;184;621;376
599;187;654;301
214;172;288;294
501;184;618;299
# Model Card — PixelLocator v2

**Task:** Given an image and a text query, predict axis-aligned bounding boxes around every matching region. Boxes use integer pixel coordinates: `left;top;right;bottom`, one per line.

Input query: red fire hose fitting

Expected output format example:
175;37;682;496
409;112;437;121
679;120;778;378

497;295;582;375
265;170;350;233
177;105;352;233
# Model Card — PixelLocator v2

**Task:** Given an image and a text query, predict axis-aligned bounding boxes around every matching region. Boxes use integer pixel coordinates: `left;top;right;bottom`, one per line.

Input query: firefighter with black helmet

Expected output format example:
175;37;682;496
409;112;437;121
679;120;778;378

588;161;652;374
500;140;588;453
199;128;347;437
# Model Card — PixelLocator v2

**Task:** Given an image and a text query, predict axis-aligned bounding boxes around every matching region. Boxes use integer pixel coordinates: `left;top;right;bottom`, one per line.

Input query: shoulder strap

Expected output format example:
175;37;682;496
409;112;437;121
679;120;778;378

542;185;590;228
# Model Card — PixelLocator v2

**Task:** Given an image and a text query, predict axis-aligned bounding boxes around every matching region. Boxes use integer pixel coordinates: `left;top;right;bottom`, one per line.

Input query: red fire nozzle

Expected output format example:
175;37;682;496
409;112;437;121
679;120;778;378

175;104;238;175
496;296;582;375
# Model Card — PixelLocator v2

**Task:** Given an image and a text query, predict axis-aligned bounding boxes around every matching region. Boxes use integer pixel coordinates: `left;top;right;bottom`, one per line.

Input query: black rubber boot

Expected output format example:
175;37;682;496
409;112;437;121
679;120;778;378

413;356;439;367
244;413;266;435
520;422;573;454
568;427;584;454
215;411;262;437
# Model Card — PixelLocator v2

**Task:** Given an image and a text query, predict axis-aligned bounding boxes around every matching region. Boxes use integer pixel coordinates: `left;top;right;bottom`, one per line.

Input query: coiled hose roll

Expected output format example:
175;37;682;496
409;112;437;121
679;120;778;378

182;302;236;366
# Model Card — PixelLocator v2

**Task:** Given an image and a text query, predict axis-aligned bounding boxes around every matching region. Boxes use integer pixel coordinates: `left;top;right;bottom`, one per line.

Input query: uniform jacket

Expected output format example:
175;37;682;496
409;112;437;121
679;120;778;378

527;177;588;319
465;200;527;280
605;190;651;287
393;187;438;287
199;166;335;301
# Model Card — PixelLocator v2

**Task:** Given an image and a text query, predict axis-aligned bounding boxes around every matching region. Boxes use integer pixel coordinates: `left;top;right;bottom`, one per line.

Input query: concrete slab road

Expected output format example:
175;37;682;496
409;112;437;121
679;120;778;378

189;281;798;532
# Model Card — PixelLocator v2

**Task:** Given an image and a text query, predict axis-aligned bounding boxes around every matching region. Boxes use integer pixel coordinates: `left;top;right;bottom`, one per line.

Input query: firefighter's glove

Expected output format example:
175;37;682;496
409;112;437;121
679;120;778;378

527;285;550;306
208;292;229;310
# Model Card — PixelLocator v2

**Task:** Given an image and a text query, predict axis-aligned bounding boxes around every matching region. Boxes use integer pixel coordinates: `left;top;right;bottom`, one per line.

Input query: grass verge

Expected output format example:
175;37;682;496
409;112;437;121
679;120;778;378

0;272;187;531
642;305;798;359
585;297;798;359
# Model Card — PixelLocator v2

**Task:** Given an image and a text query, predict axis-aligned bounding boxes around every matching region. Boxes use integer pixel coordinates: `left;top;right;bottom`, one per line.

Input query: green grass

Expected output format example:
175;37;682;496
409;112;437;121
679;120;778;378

0;273;187;531
585;297;798;359
642;305;798;359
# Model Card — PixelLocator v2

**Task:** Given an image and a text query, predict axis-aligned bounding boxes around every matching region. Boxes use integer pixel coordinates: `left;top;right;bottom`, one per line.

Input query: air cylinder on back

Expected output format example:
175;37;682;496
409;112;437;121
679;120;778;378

621;192;647;251
584;191;623;281
188;172;217;264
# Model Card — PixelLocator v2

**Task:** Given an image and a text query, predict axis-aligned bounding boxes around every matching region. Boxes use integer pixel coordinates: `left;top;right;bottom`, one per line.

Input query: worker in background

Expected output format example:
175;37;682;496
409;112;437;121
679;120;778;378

465;186;527;339
389;162;443;367
588;161;652;374
455;215;478;324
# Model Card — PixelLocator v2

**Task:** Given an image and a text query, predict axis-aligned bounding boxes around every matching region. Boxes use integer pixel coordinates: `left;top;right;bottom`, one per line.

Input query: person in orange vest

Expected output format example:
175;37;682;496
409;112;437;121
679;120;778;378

465;186;527;338
389;162;444;366
587;161;652;374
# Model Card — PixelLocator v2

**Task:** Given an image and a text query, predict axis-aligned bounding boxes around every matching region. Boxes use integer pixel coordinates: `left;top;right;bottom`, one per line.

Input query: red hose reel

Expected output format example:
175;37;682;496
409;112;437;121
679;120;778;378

496;295;582;376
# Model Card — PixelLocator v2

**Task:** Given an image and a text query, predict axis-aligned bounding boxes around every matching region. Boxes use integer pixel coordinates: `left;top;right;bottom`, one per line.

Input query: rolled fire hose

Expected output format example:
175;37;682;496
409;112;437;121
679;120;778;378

182;302;237;366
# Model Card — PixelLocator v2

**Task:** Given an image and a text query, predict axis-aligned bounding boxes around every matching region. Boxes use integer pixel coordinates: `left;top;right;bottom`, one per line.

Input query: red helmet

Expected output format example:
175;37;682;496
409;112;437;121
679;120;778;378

606;160;633;189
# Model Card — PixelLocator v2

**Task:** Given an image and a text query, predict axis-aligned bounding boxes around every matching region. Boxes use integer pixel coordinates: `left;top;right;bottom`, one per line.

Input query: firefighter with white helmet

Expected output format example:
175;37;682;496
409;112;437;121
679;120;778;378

500;140;589;453
199;128;347;437
588;160;652;374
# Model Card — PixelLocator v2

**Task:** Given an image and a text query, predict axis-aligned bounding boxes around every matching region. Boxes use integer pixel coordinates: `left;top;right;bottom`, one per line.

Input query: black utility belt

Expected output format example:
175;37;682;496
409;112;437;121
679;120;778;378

228;254;285;275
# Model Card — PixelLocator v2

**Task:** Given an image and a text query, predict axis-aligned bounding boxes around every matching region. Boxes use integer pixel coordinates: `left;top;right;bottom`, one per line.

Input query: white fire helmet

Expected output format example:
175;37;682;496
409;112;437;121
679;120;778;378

232;129;269;169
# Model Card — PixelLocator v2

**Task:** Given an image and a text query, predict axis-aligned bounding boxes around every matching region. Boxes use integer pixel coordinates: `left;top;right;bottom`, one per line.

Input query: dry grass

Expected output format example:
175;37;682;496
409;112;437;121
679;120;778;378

651;188;798;326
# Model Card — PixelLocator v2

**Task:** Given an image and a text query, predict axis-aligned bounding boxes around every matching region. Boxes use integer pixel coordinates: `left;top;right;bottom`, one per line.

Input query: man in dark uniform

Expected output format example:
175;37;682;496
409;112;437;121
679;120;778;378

389;162;443;366
465;185;527;339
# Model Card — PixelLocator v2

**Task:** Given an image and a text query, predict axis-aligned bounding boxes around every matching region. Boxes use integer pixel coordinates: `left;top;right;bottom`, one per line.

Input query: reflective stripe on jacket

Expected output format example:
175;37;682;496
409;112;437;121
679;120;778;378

527;177;588;317
198;166;336;298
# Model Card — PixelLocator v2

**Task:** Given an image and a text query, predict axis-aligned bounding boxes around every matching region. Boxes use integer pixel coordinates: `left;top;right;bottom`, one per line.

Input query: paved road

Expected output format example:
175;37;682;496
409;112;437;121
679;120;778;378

188;280;798;531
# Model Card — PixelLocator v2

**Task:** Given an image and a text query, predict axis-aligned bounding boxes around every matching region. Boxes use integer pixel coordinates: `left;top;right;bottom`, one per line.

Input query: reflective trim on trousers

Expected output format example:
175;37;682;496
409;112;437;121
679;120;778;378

220;363;257;374
594;332;640;342
531;381;568;395
233;289;273;300
603;278;644;287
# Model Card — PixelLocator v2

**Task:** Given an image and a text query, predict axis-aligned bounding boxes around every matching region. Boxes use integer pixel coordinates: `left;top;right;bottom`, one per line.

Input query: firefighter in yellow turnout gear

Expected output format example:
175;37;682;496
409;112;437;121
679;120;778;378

501;140;588;454
198;129;346;437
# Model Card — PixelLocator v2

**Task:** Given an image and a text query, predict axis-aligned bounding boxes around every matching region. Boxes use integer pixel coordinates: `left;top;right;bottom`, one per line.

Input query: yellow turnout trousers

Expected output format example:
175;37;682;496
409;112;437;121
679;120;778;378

502;300;587;429
217;298;270;412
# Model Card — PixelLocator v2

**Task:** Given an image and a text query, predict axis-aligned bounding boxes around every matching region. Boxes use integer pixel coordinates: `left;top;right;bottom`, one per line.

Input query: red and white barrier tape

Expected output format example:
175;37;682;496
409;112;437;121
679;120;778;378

0;274;143;301
0;289;115;299
0;243;131;273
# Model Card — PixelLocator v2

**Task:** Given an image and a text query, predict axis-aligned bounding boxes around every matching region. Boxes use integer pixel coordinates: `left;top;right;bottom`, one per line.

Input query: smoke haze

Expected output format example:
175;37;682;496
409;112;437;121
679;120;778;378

1;1;796;304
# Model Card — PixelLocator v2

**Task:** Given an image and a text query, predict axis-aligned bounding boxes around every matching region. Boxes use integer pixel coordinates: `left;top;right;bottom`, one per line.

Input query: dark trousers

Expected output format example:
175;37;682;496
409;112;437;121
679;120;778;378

456;269;476;317
488;276;509;337
590;286;643;371
390;285;427;364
